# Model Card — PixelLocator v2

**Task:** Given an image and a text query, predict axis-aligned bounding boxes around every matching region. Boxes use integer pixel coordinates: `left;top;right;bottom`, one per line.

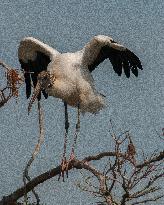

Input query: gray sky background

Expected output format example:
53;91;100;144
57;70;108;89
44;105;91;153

0;0;163;204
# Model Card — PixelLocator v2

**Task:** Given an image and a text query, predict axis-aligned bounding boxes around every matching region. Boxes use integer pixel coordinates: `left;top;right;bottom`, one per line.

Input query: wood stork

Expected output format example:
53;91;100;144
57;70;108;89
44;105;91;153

18;35;142;176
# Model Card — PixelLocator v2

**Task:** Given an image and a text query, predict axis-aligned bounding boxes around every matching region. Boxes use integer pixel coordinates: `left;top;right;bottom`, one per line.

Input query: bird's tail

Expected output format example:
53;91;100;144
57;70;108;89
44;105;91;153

80;92;106;114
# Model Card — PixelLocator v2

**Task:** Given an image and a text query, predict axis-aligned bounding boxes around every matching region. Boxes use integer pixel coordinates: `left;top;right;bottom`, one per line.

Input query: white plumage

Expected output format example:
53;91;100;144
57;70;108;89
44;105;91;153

18;35;142;113
44;51;104;113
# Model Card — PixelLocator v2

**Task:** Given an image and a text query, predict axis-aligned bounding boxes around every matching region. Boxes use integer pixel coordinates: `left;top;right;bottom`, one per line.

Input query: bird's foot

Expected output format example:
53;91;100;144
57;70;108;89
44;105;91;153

58;150;76;181
66;150;76;171
58;156;68;182
70;150;76;161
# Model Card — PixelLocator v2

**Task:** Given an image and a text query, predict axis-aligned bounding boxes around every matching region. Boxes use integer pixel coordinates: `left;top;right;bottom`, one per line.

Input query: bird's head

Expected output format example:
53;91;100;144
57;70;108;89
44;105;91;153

37;71;51;90
28;71;52;114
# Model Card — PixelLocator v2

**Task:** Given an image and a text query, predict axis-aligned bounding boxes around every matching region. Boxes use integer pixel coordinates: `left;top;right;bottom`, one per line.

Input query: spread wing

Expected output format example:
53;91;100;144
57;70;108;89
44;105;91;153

18;37;59;100
82;35;142;77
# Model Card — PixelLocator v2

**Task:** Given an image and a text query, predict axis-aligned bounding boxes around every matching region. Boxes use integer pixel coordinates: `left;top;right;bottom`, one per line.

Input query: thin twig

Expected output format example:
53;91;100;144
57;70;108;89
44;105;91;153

131;195;164;205
0;60;23;107
0;60;10;71
23;101;44;205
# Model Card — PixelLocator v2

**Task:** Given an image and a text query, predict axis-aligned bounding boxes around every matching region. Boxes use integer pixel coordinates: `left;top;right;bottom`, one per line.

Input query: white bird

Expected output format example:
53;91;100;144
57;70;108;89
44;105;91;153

18;35;142;176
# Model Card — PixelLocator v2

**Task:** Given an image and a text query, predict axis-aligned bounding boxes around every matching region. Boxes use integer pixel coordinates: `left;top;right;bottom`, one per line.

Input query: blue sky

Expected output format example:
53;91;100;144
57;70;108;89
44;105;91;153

0;0;163;204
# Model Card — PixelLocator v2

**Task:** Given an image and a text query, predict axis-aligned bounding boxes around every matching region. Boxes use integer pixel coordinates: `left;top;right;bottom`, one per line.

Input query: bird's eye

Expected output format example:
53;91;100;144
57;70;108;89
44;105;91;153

47;83;52;88
43;76;48;80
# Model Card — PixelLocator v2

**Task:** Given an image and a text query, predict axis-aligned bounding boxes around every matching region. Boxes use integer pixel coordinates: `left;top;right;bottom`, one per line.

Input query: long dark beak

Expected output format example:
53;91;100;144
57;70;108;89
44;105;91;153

28;82;41;114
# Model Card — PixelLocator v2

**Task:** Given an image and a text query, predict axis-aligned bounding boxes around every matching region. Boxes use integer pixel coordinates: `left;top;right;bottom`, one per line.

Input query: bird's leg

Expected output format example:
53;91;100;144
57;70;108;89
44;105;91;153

58;102;69;181
70;103;80;161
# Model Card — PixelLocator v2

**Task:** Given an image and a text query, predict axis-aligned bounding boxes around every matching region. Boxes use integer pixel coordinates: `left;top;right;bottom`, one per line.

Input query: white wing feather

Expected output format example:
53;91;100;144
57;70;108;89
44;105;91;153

18;37;59;63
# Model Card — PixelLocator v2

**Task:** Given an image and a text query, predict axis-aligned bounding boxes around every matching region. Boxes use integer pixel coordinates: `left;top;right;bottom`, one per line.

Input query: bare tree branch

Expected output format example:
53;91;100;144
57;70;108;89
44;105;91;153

0;148;163;205
83;152;126;162
131;195;164;205
0;60;23;107
136;151;164;169
23;101;45;205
